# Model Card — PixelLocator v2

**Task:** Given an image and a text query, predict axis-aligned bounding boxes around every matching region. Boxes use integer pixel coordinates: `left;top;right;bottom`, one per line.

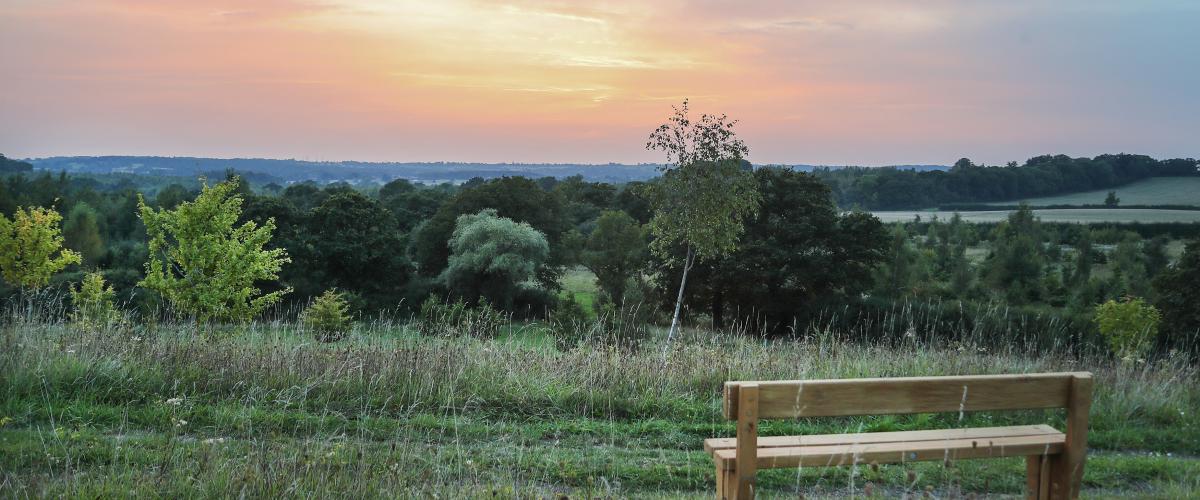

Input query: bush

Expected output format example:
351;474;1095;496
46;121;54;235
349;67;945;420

510;287;558;319
303;289;352;343
550;294;649;351
68;272;122;330
416;294;507;339
1094;297;1161;360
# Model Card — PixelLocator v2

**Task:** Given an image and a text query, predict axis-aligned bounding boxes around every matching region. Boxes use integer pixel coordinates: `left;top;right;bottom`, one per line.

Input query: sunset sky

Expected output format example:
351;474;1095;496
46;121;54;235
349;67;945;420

2;1;1197;165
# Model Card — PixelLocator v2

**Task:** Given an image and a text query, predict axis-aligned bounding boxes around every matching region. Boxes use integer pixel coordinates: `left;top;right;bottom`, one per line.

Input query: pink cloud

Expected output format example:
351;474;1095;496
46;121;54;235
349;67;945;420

1;0;1197;164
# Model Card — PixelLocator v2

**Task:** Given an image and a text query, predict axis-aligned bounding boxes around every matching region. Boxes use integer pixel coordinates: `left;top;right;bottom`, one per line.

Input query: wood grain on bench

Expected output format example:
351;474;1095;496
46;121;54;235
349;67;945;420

704;424;1062;453
714;431;1065;469
724;372;1086;419
711;373;1092;500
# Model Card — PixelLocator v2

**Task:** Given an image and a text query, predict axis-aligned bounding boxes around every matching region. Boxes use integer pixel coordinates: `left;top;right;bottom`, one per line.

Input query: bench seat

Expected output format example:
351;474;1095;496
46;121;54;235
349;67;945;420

707;424;1064;470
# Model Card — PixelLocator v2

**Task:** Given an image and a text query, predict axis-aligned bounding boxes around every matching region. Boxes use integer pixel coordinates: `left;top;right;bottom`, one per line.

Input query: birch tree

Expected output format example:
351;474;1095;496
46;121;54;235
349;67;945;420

645;100;759;351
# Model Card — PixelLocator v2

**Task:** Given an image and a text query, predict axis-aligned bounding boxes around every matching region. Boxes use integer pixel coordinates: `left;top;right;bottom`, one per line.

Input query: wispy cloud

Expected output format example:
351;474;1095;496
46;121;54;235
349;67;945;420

1;0;1197;164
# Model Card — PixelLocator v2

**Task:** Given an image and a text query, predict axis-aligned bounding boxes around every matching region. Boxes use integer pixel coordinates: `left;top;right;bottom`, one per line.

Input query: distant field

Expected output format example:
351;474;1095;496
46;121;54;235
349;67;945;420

559;266;598;317
873;208;1200;224
987;176;1200;206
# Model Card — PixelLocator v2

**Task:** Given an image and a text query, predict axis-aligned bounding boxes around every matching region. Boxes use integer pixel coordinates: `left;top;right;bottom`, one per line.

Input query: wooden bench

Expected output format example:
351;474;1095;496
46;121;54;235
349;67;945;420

706;372;1092;499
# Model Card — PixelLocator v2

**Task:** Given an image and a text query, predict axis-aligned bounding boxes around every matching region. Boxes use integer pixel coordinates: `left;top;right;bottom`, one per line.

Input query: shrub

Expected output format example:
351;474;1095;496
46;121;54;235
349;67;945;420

0;206;82;290
68;272;122;330
416;294;506;339
138;178;290;323
303;289;352;343
1094;297;1161;360
551;294;649;351
510;287;558;319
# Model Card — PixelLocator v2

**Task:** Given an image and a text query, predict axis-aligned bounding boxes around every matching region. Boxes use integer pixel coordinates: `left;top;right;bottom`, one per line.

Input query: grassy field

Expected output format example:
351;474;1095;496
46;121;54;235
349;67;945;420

559;267;600;318
988;177;1200;207
2;313;1198;498
873;208;1200;224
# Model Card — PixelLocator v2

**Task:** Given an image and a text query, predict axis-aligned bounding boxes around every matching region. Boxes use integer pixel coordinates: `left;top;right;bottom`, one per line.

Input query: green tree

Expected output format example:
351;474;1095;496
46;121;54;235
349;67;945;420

583;210;646;304
299;191;413;309
1153;240;1200;353
0;206;82;289
69;271;121;329
1094;297;1160;360
63;202;106;266
985;205;1045;303
303;289;353;343
381;186;448;233
1072;230;1093;285
660;168;886;331
1111;232;1149;297
410;177;567;285
138;178;291;322
645;100;760;346
155;184;194;209
282;182;327;212
948;244;973;296
442;209;549;309
943;213;974;295
0;153;34;173
554;175;616;227
879;225;918;294
378;178;416;200
1104;191;1120;207
1144;235;1171;277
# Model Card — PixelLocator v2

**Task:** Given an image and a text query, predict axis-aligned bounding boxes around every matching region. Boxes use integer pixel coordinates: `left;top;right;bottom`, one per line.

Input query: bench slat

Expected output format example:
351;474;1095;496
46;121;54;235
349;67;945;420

703;424;1060;453
714;433;1065;470
724;372;1083;419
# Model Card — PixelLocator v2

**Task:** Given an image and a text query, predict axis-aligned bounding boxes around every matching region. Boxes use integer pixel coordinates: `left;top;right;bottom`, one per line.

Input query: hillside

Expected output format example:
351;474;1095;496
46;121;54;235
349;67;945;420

873;208;1200;224
21;156;950;185
24;156;663;185
988;176;1200;207
816;155;1199;210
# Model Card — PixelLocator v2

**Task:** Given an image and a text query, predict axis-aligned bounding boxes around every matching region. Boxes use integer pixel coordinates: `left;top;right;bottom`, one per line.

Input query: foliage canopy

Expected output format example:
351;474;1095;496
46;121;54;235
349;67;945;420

138;178;290;322
1153;240;1200;352
303;289;353;343
442;209;549;308
69;271;121;329
1094;297;1160;359
583;210;646;304
0;205;82;289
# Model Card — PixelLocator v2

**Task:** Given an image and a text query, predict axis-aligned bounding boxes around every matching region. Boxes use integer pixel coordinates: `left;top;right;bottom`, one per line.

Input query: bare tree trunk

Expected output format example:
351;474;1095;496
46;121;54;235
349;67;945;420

662;246;695;358
712;289;724;330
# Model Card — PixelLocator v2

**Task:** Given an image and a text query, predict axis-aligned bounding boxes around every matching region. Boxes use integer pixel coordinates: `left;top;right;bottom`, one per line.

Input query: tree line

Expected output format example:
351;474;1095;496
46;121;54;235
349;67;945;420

811;154;1199;209
0;104;1197;357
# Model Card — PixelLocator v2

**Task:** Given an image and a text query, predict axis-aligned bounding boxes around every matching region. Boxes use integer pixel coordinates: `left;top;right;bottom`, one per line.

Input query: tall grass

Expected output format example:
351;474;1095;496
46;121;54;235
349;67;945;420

2;298;1198;497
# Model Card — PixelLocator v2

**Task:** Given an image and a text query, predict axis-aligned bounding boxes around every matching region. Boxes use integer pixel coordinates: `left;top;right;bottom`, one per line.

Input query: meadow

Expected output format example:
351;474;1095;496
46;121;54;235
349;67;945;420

3;303;1198;498
872;208;1200;224
988;177;1200;207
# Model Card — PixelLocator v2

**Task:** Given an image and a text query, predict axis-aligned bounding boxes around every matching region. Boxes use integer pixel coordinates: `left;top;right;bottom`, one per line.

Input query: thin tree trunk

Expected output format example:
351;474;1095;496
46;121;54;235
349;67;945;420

663;246;695;358
712;289;724;330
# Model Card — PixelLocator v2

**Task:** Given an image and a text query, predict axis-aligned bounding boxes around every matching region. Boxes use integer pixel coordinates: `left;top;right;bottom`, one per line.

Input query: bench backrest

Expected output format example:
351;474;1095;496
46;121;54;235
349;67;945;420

719;372;1094;499
723;372;1092;420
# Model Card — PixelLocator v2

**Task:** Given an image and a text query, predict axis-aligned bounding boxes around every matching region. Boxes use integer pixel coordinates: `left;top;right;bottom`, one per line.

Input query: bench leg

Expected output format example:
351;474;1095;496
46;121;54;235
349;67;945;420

1048;452;1084;500
733;467;754;499
715;464;735;499
1027;455;1050;500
